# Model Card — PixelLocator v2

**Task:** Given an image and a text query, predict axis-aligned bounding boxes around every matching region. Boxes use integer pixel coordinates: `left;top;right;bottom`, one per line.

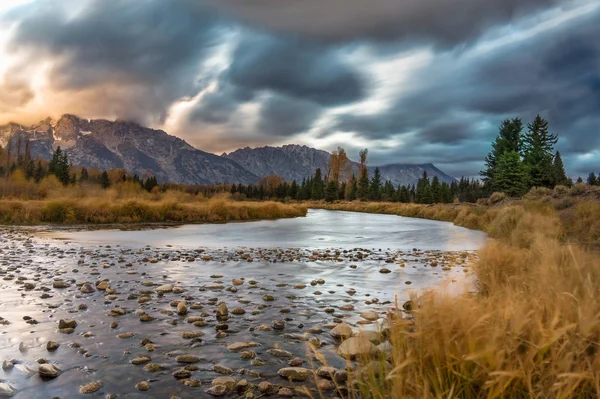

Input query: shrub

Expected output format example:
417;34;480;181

552;184;569;198
489;191;507;205
570;182;589;196
524;186;552;199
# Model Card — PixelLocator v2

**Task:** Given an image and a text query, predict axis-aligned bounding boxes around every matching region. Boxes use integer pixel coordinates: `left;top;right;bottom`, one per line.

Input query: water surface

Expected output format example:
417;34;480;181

40;209;486;251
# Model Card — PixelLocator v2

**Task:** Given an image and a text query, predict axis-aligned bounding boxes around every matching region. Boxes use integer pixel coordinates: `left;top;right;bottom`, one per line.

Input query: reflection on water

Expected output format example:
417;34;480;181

40;209;487;251
0;210;486;398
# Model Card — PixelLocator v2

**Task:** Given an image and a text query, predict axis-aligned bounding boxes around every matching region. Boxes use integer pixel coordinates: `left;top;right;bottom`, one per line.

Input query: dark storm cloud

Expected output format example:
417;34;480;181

226;34;365;107
189;82;254;125
257;94;323;137
332;7;600;175
420;121;476;144
208;0;561;46
4;0;224;123
185;31;364;139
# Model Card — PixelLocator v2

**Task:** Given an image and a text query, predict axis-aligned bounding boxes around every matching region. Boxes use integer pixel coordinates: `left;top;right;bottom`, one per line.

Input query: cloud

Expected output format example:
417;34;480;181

226;33;365;106
1;0;224;124
257;94;323;137
329;6;600;175
0;0;598;179
208;0;562;46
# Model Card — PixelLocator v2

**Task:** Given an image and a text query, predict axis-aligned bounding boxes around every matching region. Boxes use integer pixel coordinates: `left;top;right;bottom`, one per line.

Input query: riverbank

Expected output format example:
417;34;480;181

0;197;307;224
309;199;600;397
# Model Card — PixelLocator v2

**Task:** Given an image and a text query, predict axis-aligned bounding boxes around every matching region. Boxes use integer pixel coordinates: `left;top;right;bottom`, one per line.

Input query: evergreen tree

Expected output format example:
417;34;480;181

100;171;111;189
288;180;298;199
382;180;396;202
415;172;432;204
369;167;382;201
358;168;369;201
311;168;324;200
481;118;523;187
552;151;569;186
577;176;584;184
431;176;441;203
25;160;35;180
493;151;528;197
522;115;558;188
440;182;453;203
348;174;357;201
48;147;70;185
80;167;89;181
588;172;598;186
398;185;411;203
324;181;338;202
34;161;45;183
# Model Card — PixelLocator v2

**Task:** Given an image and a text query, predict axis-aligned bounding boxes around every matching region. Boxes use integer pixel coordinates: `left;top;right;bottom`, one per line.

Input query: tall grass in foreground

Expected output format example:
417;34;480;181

315;201;600;398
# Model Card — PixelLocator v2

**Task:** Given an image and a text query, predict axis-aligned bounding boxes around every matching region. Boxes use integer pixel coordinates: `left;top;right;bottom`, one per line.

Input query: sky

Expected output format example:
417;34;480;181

0;0;598;178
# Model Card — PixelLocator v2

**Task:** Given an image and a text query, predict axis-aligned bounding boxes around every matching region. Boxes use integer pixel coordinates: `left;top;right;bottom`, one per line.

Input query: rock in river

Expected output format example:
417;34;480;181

337;336;379;359
0;383;16;397
277;367;313;382
330;323;353;340
38;364;61;379
79;381;103;394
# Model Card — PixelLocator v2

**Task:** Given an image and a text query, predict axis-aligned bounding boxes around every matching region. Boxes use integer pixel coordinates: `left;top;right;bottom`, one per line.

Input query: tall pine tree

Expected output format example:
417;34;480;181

493;151;528;197
369;167;382;201
552;151;569;186
481;118;523;187
522;115;558;188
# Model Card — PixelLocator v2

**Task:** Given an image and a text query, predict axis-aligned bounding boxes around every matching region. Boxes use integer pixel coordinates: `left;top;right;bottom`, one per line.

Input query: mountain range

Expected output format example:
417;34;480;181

0;115;455;186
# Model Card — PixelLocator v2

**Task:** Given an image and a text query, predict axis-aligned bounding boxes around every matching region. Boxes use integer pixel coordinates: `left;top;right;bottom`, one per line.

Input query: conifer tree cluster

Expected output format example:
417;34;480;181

481;115;570;195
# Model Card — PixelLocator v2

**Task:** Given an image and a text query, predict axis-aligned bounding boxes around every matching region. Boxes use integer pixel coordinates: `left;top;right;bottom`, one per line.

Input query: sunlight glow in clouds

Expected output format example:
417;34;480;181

0;0;598;176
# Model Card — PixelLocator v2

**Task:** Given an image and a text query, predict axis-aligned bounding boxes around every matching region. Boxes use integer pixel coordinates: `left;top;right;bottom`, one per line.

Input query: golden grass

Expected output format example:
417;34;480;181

0;197;306;224
0;177;307;224
311;200;600;398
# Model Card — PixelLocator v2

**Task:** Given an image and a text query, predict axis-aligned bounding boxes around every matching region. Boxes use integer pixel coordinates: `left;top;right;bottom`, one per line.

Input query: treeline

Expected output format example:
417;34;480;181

227;148;486;203
0;145;160;192
229;171;487;204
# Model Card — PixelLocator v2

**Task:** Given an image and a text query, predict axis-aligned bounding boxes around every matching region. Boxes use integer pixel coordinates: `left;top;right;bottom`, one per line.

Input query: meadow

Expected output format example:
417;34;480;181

0;173;307;224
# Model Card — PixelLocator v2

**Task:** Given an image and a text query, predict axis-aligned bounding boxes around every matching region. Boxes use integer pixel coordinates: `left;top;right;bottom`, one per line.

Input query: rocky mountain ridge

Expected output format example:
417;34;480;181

223;144;456;187
1;115;456;186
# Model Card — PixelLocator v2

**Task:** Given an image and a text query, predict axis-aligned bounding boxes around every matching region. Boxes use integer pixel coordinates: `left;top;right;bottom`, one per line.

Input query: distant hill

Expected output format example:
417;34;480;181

223;144;455;187
1;115;455;186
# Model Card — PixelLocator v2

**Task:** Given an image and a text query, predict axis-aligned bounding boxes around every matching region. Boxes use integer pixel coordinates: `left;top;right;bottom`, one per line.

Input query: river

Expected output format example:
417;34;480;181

0;210;486;398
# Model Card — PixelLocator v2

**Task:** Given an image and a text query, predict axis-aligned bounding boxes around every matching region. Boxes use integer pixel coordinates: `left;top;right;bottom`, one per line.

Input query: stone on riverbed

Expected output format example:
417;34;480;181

0;383;16;397
38;364;61;379
46;341;59;352
359;311;379;321
52;281;70;289
80;283;95;294
155;284;173;293
277;367;313;381
268;348;293;358
181;331;204;339
177;301;188;315
58;319;77;329
216;302;228;319
337;336;379;359
130;356;151;365
79;381;103;394
176;355;202;364
212;364;233;375
227;342;259;352
135;381;150;391
330;323;353;340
